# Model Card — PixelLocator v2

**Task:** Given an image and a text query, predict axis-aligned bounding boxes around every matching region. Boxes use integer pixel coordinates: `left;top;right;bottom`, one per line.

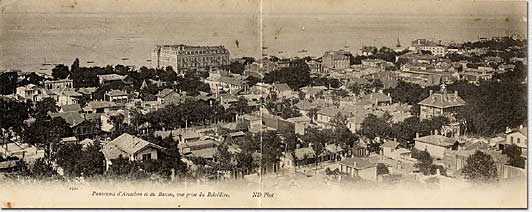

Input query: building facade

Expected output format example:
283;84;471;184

418;86;466;120
44;79;73;90
152;44;230;70
322;50;351;70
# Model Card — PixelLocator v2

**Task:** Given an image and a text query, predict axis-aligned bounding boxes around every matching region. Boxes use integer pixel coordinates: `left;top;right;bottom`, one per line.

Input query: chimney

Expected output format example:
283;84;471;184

353;161;357;168
296;144;300;149
454;90;458;96
434;130;438;135
520;125;523;129
506;127;511;133
416;133;420;138
429;90;433;96
393;138;397;143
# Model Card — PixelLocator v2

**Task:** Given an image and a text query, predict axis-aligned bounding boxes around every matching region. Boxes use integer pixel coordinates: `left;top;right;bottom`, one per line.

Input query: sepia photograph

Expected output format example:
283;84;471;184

0;0;528;208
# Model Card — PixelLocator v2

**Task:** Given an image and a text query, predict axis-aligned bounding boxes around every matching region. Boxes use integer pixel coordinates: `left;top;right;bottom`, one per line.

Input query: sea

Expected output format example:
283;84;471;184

0;12;527;73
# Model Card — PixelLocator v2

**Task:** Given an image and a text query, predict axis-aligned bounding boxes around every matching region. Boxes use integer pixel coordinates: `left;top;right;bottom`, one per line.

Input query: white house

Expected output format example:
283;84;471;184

414;133;457;159
339;157;378;181
101;133;165;170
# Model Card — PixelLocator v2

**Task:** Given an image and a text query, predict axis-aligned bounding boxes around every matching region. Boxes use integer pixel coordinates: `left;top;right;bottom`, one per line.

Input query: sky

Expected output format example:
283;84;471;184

0;0;527;17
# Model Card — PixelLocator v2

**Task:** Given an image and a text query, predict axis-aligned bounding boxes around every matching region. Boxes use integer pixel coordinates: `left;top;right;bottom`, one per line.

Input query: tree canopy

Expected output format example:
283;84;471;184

461;151;498;183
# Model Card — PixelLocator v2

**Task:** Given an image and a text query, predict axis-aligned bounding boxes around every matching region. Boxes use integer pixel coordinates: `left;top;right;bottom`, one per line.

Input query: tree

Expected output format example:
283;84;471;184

79;144;106;176
0;72;18;95
377;163;389;175
358;114;393;139
263;65;312;89
71;58;80;72
332;89;349;97
268;98;301;119
230;96;249;115
331;113;357;148
503;144;525;168
29;158;58;178
18;72;44;87
160;66;179;82
33;97;59;120
53;143;82;177
236;151;255;175
215;144;234;171
109;156;144;179
306;108;319;123
109;113;125;132
461;151;498;182
0;99;31;135
348;83;362;96
451;79;527;137
413;150;433;175
310;140;324;166
22;117;72;159
281;131;299;154
260;131;284;173
53;142;105;177
149;135;187;178
52;64;71;79
228;61;246;74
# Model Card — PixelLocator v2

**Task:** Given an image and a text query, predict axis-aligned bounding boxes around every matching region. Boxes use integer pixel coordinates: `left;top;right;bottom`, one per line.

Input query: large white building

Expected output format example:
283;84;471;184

151;44;230;71
322;50;351;70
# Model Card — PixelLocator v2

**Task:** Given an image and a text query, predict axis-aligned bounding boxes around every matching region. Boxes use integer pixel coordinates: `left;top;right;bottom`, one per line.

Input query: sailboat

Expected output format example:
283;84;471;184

396;37;402;48
41;56;51;66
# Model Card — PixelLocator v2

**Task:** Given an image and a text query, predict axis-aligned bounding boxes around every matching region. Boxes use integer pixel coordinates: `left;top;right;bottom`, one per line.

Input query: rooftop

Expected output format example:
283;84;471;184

61;104;82;113
102;133;164;160
418;91;466;108
49;112;87;128
339;157;377;170
294;147;315;160
106;89;128;97
98;74;126;81
273;83;292;92
415;135;457;147
85;101;117;109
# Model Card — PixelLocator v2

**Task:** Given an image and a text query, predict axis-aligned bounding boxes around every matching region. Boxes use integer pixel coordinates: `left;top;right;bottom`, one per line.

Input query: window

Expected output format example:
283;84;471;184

142;153;152;161
517;138;520;144
510;136;514;144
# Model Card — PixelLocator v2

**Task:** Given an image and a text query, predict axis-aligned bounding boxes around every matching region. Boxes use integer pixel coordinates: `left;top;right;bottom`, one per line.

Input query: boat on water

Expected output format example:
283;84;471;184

262;47;269;50
86;61;95;64
41;56;52;66
298;49;308;53
278;51;284;54
122;58;129;60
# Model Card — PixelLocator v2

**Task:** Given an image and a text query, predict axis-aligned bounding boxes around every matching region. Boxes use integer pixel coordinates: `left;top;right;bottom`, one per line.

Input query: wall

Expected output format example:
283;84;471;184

506;131;527;149
134;147;159;161
358;167;378;182
414;141;447;159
